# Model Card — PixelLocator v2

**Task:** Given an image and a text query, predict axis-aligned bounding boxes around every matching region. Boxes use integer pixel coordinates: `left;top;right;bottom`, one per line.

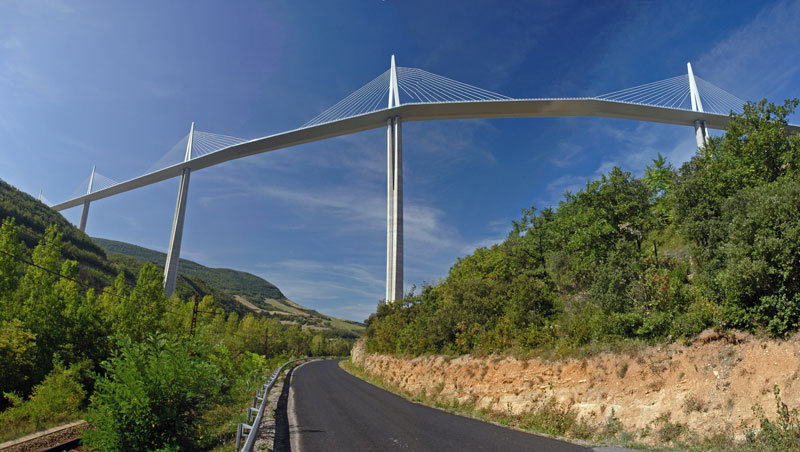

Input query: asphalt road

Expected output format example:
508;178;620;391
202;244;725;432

288;359;591;452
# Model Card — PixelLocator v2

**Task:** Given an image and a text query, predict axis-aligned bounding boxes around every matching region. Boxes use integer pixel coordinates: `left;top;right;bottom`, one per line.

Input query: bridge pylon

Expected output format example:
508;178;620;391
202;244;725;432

78;165;96;233
687;62;709;148
386;55;403;303
163;122;194;297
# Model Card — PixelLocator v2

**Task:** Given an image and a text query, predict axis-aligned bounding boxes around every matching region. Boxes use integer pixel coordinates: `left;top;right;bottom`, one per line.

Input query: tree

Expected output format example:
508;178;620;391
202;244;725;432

0;319;37;405
717;176;800;335
643;153;677;225
311;334;327;356
84;334;224;451
112;263;168;342
0;218;23;307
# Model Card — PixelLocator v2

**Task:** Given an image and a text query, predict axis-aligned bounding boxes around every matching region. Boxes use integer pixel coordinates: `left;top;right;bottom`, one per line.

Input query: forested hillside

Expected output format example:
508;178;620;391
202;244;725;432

94;238;286;303
366;99;800;356
0;180;115;286
0;181;353;449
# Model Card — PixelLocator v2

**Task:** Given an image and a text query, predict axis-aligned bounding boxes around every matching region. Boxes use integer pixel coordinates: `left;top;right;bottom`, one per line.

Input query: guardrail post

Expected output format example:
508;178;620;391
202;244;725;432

235;423;243;451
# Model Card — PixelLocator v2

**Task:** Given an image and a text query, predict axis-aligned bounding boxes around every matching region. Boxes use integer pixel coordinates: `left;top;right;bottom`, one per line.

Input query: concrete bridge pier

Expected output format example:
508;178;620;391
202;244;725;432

78;165;95;233
385;55;403;302
163;122;194;297
386;115;403;302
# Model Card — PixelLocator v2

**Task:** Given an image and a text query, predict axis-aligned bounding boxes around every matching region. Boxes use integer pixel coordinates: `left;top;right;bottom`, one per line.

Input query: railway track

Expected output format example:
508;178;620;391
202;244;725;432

0;421;86;452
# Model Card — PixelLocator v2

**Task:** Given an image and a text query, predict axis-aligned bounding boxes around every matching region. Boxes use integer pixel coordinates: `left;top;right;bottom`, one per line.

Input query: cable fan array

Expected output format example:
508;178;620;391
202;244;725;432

191;131;249;158
596;74;745;116
396;67;510;104
70;171;120;198
56;62;754;206
302;67;511;128
144;130;249;174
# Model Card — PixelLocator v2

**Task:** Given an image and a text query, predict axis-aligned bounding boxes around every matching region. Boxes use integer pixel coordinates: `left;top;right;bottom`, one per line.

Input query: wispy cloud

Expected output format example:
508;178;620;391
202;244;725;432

696;0;800;102
252;258;385;320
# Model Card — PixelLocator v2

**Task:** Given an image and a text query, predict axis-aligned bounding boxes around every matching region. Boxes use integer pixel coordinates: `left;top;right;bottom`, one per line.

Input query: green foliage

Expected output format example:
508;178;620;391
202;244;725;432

0;319;37;408
108;263;168;342
96;237;363;335
94;238;286;306
0;179;114;287
716;176;800;335
84;334;225;451
366;98;800;356
744;385;800;451
0;362;86;439
0;180;355;446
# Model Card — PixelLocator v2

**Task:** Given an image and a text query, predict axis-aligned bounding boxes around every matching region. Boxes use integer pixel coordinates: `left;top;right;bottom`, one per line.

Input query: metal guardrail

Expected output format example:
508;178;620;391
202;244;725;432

235;357;310;452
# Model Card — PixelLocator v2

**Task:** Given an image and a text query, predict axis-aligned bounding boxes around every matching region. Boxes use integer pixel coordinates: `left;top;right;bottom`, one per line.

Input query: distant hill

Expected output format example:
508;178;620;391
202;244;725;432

93;238;286;304
0;178;362;338
94;238;365;338
0;179;116;288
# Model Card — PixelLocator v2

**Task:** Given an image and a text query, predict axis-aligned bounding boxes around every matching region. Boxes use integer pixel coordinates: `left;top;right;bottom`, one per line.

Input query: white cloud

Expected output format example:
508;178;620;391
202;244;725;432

696;1;800;101
550;142;584;168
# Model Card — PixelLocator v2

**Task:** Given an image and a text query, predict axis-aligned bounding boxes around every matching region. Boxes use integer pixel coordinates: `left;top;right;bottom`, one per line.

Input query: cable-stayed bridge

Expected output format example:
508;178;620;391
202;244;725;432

46;56;799;301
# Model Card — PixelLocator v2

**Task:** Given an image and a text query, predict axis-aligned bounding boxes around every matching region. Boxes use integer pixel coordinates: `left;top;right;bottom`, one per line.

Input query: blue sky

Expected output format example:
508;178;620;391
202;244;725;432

1;1;799;321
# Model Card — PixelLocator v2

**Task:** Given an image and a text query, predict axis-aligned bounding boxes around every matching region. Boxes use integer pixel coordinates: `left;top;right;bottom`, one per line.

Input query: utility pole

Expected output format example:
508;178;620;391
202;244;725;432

189;294;199;337
263;326;269;357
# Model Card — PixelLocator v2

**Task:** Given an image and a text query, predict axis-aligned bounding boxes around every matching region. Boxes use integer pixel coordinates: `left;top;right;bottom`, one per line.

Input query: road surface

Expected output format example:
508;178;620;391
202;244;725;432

287;359;591;452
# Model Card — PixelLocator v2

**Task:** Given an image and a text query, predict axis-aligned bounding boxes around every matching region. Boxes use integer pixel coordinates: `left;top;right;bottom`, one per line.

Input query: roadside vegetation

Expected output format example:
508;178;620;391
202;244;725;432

362;99;800;451
0;216;351;449
366;99;800;358
343;359;800;452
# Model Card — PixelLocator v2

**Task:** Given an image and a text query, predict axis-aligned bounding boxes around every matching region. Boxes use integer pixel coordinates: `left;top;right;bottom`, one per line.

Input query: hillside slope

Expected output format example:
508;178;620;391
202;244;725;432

93;238;286;304
94;238;365;337
0;179;116;286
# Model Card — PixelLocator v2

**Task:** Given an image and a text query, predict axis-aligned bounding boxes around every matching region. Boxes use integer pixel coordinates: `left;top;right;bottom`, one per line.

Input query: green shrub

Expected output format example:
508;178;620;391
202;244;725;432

744;385;800;451
0;362;85;440
83;334;225;451
0;319;37;404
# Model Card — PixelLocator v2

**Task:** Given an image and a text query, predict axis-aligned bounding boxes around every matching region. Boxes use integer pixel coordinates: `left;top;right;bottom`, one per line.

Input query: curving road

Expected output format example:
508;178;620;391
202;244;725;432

287;359;591;452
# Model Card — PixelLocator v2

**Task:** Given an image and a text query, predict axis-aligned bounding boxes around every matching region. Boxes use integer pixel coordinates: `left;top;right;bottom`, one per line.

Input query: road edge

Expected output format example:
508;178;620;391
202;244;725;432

338;359;646;452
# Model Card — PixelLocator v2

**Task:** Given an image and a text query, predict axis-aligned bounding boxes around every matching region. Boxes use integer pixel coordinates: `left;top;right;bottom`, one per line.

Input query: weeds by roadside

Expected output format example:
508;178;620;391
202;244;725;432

341;359;800;452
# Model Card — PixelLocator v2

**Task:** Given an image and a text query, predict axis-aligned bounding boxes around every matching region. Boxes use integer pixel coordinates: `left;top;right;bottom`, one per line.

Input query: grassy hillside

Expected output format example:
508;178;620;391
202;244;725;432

94;238;365;337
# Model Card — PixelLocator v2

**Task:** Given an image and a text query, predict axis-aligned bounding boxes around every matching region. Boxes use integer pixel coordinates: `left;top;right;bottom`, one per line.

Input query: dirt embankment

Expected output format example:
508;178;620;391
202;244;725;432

351;330;800;443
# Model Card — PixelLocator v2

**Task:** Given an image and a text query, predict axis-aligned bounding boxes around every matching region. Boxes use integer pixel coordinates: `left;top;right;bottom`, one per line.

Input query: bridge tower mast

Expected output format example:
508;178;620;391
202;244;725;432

687;62;709;148
78;165;95;232
386;55;403;302
163;122;194;297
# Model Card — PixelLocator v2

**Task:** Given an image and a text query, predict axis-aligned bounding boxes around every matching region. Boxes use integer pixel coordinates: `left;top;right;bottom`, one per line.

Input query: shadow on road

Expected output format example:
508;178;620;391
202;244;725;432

273;365;326;452
273;366;295;452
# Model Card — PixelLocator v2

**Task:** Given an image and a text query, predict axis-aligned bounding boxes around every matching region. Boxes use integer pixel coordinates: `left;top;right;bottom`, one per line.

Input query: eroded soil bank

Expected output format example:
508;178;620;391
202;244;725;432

351;330;800;444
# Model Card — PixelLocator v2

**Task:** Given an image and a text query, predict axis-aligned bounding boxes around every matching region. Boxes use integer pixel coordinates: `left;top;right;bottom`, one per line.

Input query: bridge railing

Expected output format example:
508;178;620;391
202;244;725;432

235;357;311;452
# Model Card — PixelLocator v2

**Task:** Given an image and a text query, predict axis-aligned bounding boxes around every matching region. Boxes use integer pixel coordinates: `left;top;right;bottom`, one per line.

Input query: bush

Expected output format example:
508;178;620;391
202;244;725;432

83;334;225;451
717;176;800;335
744;385;800;451
0;362;85;439
0;319;37;405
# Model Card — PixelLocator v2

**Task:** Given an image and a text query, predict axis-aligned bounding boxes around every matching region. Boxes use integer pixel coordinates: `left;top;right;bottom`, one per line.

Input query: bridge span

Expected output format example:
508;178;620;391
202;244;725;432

47;56;798;301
